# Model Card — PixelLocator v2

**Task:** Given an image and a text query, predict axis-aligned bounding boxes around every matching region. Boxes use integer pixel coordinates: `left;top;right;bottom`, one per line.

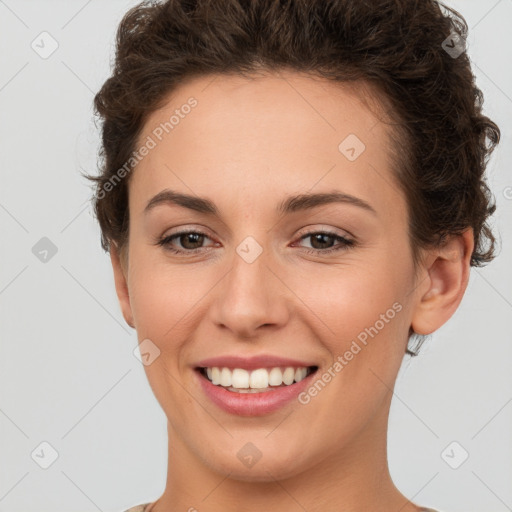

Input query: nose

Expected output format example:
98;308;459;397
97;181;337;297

208;244;290;339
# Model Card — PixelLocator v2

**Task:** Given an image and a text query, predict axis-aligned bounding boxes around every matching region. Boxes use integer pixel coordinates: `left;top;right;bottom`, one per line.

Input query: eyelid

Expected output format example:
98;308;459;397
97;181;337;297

161;224;216;239
295;224;353;240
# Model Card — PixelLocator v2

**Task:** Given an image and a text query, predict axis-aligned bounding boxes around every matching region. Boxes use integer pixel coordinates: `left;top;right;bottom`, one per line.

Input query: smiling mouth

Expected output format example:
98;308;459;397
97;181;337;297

196;365;318;393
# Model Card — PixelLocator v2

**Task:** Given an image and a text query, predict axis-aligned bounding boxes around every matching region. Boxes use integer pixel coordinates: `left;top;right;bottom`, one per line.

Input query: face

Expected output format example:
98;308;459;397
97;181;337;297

114;70;426;481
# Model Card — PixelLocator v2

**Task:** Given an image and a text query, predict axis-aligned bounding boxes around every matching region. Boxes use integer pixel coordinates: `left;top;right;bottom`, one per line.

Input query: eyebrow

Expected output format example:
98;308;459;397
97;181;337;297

144;189;377;217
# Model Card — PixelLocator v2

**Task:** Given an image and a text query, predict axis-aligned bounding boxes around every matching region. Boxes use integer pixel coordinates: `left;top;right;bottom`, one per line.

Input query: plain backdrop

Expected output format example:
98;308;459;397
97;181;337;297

0;1;511;511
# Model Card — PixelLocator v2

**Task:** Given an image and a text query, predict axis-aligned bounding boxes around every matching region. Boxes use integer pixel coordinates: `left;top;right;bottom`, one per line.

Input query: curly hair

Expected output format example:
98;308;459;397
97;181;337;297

84;0;501;354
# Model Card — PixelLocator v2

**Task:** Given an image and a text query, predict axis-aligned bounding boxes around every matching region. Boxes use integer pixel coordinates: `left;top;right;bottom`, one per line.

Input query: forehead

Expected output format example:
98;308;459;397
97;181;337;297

130;70;404;222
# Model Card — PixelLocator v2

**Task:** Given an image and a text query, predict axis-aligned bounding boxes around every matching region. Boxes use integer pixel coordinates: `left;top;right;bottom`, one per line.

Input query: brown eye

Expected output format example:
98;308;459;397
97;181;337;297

308;233;337;250
177;232;206;250
156;230;215;255
297;231;355;255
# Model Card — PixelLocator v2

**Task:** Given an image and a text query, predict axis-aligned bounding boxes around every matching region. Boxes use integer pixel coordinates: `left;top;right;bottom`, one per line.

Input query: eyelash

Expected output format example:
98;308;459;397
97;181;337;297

155;229;355;256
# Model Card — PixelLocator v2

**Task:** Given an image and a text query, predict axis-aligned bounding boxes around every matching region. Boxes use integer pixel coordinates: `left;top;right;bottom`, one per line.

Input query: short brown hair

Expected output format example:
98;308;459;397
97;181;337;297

84;0;501;353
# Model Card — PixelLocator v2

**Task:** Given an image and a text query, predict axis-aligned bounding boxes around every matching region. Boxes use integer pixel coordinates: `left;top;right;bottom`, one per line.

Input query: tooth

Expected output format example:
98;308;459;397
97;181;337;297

231;368;250;389
250;368;269;388
268;367;283;386
220;367;232;387
211;367;221;385
205;366;311;388
282;367;295;385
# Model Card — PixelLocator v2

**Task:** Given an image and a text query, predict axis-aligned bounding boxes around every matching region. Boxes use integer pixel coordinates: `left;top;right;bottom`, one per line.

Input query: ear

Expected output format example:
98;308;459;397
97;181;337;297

110;242;135;329
411;228;474;335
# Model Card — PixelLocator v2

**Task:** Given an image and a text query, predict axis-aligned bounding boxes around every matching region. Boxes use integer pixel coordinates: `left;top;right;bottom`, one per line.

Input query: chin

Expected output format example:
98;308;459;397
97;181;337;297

197;442;314;482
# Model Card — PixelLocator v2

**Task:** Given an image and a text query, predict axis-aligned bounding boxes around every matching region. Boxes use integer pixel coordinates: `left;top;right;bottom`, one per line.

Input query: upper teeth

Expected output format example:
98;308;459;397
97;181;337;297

205;366;310;389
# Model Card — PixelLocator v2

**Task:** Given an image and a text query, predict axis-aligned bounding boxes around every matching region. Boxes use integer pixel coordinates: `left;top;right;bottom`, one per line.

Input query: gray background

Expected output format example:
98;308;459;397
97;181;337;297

0;1;511;511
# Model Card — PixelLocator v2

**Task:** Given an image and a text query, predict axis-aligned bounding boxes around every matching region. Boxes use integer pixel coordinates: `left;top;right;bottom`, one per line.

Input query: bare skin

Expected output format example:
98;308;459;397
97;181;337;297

110;70;473;512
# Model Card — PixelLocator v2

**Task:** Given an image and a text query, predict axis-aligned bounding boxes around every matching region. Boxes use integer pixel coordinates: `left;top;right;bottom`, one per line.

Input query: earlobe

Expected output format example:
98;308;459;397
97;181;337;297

411;228;474;335
110;242;135;329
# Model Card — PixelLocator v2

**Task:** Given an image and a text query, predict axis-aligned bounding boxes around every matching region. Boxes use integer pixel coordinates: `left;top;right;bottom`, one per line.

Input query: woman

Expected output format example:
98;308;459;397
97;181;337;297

86;0;500;511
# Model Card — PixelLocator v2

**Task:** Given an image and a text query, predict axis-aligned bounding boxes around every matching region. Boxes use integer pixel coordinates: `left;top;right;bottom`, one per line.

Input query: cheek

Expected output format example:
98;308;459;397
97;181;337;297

127;255;204;344
295;266;408;435
294;254;410;378
299;261;402;336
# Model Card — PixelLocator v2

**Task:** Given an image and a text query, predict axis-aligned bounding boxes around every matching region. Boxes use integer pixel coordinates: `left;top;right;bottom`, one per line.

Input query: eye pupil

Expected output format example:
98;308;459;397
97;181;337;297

310;233;333;249
181;233;204;249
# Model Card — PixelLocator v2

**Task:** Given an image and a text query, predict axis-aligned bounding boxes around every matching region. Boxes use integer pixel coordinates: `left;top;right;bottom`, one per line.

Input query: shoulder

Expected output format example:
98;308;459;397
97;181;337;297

121;504;153;512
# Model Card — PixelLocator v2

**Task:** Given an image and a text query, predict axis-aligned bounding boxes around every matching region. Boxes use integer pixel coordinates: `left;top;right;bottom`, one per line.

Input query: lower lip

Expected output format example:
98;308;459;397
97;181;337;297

195;369;317;416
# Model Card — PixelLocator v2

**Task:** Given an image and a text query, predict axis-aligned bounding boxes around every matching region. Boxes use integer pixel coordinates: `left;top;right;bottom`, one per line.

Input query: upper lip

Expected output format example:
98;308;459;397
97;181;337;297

194;355;318;370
